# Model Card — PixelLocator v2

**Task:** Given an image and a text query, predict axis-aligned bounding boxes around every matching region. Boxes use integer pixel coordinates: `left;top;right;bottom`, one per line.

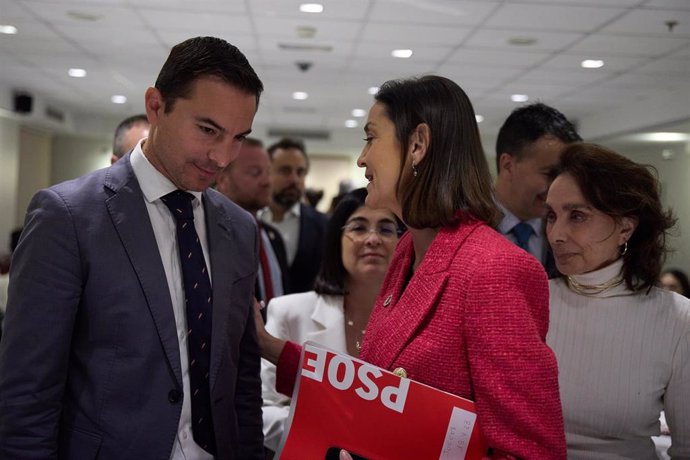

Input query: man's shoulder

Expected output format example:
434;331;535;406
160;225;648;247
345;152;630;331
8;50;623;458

300;203;328;225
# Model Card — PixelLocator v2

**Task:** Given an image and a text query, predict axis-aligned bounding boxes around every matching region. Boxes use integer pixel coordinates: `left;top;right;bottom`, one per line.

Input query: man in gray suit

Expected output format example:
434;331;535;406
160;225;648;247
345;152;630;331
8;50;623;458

0;37;265;459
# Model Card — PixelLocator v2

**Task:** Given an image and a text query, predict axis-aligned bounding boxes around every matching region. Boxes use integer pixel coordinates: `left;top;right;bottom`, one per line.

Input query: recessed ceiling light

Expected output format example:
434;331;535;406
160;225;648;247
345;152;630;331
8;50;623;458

638;132;690;142
475;115;484;123
351;109;366;117
0;25;18;34
391;49;413;58
345;119;358;128
300;3;323;13
511;94;528;102
581;59;604;69
111;95;127;104
292;91;309;100
68;68;87;78
368;86;380;95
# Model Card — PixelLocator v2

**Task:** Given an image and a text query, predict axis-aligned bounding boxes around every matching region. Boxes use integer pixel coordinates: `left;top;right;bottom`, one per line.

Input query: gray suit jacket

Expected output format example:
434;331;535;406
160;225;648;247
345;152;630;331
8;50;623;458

0;155;264;459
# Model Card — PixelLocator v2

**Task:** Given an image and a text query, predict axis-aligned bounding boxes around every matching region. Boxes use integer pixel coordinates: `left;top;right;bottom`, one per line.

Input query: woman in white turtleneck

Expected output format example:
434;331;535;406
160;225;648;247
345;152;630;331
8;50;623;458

544;143;689;460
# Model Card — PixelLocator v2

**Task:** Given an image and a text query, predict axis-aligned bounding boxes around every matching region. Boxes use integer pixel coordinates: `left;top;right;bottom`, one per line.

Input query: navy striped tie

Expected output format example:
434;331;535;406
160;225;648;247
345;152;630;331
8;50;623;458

162;190;216;455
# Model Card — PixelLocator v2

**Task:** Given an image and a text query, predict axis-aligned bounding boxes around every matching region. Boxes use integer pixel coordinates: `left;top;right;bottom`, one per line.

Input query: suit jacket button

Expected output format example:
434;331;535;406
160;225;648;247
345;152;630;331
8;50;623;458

168;389;182;404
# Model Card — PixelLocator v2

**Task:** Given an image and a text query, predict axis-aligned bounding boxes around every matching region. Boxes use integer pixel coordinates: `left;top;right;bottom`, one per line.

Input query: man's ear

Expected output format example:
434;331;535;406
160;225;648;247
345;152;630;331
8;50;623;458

408;123;430;165
498;152;515;177
144;86;164;125
619;216;639;244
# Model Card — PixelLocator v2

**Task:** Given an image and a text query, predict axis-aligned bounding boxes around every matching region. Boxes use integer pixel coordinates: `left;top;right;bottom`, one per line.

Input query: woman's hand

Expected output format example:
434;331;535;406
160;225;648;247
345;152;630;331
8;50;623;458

253;299;287;365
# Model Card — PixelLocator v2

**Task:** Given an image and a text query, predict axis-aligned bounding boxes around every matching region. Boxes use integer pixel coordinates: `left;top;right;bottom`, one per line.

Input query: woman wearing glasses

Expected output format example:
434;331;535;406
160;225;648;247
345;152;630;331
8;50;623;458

260;188;401;453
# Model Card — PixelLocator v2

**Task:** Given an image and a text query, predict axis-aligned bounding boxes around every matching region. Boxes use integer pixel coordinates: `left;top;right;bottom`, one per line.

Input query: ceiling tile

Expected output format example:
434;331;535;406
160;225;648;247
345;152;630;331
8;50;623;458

485;3;626;32
360;22;472;45
464;28;583;52
570;34;689;56
368;0;500;25
601;8;690;36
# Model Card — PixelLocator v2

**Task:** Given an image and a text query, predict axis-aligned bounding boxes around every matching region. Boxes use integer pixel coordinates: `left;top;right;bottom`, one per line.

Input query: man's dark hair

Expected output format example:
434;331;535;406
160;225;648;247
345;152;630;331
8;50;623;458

495;102;581;171
112;114;149;158
155;36;263;113
267;137;309;169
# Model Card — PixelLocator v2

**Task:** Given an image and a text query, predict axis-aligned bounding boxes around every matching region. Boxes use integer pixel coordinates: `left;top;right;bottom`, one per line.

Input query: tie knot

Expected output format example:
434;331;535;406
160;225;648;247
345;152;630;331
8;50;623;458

161;190;195;221
511;222;533;249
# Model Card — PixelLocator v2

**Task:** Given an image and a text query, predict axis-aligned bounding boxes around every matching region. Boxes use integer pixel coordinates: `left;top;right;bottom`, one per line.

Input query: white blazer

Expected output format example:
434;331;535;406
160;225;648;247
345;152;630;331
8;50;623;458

261;291;346;451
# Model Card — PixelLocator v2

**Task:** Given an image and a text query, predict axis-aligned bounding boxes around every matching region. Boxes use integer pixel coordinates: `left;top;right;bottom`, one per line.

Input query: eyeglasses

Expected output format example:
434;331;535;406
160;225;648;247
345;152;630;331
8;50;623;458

342;221;399;241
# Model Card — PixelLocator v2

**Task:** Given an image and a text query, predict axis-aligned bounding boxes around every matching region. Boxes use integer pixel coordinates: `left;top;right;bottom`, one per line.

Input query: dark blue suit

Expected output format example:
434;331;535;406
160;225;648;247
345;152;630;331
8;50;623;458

0;154;263;459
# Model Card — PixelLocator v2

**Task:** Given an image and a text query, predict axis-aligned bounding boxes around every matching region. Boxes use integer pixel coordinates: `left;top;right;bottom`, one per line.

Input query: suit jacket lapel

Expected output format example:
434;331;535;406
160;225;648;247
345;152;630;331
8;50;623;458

363;223;480;370
204;192;237;389
104;157;183;388
305;295;347;351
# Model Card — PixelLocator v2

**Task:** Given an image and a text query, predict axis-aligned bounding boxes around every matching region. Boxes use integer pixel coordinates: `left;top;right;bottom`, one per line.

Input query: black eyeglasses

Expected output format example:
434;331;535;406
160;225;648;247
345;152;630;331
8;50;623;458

342;221;399;241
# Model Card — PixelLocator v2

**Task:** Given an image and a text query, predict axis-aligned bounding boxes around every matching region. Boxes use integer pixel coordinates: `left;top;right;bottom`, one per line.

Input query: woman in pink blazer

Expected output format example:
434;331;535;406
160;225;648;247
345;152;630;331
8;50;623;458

260;75;566;459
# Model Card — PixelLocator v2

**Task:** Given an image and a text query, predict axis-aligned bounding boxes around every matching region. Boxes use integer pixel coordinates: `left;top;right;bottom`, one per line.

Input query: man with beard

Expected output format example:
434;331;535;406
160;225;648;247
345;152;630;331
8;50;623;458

261;138;327;293
216;138;289;308
494;103;581;277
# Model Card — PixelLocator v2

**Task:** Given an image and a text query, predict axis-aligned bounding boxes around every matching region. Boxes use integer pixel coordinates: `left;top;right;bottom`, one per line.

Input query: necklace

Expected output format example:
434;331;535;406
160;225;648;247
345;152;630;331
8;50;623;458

346;319;366;351
566;274;624;296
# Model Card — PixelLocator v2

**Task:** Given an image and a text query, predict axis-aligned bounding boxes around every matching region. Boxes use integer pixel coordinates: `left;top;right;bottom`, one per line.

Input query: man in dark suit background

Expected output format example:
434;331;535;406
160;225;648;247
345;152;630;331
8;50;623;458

0;37;265;459
216;137;290;309
494;103;581;278
260;138;328;293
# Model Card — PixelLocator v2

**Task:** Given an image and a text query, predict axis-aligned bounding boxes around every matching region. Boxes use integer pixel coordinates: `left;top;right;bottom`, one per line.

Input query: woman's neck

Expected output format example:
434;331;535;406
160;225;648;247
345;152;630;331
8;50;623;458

344;275;382;321
409;227;439;271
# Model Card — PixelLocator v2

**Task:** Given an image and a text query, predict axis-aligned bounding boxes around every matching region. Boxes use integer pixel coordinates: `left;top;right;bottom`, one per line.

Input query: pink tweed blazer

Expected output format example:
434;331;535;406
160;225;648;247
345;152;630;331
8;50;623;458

359;219;566;459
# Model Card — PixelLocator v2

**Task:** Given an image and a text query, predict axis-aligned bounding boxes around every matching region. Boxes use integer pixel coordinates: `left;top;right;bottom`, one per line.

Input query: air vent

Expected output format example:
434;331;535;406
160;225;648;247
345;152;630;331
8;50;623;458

268;128;331;140
278;43;332;52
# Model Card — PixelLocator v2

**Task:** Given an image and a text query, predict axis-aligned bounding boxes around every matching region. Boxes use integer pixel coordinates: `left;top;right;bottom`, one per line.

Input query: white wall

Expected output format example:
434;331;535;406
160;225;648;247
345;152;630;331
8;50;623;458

0;116;19;252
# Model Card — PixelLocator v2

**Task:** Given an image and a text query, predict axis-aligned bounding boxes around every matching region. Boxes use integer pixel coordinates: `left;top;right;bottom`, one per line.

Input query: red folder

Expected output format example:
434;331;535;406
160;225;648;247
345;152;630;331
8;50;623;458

276;341;488;459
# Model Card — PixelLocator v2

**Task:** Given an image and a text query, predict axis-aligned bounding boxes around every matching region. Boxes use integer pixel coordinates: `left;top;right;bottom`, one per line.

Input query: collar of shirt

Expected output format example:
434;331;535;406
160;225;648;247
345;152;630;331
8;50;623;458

130;140;203;208
259;201;301;222
495;200;542;235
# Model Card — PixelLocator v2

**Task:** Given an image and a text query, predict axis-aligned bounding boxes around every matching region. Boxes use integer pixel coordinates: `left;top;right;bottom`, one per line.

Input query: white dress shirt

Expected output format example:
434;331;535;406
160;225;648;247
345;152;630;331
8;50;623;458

260;203;300;266
130;143;214;460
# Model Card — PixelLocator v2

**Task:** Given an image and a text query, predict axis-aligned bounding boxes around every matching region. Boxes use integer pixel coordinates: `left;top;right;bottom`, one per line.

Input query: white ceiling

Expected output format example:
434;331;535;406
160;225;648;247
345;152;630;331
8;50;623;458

1;0;689;154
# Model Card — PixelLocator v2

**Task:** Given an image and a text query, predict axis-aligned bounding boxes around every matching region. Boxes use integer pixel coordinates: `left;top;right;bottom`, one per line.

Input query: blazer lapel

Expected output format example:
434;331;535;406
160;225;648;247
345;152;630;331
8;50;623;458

305;295;347;351
204;192;238;390
362;223;481;370
104;158;183;388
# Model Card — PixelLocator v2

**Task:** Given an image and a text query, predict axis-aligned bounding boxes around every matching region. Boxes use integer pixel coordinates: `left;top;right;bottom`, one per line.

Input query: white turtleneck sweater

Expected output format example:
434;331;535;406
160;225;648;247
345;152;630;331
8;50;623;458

547;259;690;459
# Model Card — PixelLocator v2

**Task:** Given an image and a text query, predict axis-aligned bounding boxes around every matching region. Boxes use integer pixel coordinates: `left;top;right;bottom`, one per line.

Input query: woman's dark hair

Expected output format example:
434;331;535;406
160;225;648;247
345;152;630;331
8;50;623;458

155;36;263;112
662;269;690;297
313;188;403;296
550;143;676;292
374;75;498;228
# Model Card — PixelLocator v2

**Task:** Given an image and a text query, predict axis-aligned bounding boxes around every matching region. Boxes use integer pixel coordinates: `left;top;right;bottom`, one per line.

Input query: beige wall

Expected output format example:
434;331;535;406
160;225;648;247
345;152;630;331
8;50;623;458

0;117;19;252
15;127;52;227
605;141;690;275
50;135;110;185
